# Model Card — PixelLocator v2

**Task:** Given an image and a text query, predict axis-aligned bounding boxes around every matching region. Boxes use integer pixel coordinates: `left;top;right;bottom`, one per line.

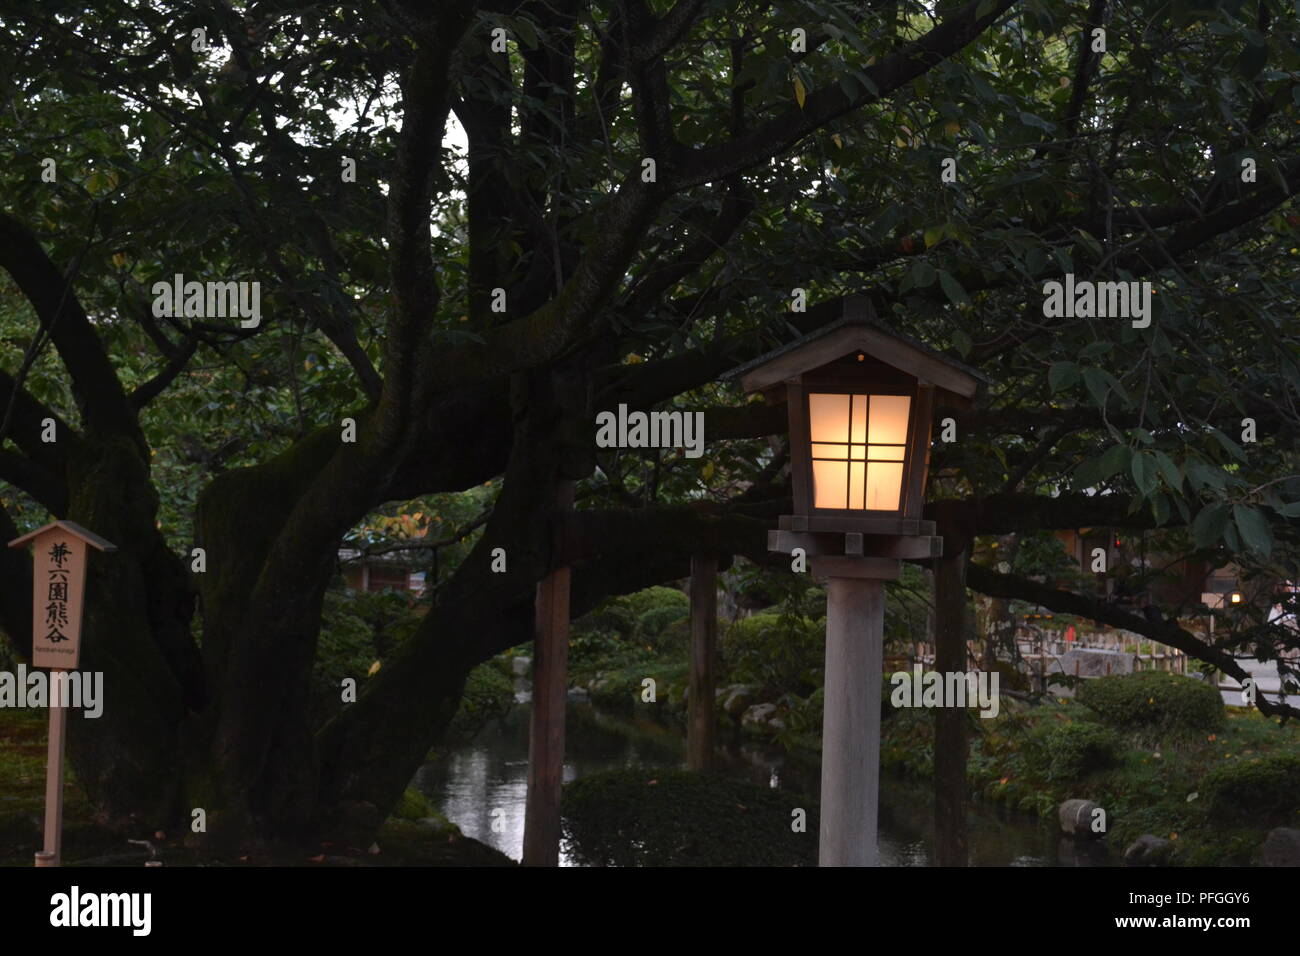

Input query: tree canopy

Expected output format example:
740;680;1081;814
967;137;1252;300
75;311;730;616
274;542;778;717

1;0;1298;845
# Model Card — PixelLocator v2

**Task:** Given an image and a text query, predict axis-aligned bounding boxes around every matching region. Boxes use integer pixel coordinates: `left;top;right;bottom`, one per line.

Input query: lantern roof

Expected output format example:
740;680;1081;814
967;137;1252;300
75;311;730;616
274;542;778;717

7;520;118;551
724;295;988;400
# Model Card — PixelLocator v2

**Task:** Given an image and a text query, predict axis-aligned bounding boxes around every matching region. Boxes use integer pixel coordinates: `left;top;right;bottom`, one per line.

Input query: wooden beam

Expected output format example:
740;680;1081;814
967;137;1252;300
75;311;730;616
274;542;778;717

780;515;937;536
769;530;943;559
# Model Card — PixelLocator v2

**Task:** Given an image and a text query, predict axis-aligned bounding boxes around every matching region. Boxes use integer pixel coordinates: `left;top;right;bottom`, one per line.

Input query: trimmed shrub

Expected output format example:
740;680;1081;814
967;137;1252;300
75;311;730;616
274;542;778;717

721;612;823;695
446;660;515;741
1203;755;1300;826
561;768;816;866
1022;721;1122;781
1076;671;1223;734
637;604;688;645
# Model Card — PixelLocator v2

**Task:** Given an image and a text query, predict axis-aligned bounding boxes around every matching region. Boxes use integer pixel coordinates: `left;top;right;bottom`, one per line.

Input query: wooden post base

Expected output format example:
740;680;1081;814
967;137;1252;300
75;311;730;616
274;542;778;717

813;556;898;867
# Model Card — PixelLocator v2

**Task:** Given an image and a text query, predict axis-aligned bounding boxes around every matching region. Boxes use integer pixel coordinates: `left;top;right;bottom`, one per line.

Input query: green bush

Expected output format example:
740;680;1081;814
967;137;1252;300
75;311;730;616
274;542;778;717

562;769;816;866
721;611;823;696
638;603;688;641
1076;671;1224;734
1203;754;1300;826
571;586;689;654
1022;721;1122;781
311;588;424;724
446;660;516;741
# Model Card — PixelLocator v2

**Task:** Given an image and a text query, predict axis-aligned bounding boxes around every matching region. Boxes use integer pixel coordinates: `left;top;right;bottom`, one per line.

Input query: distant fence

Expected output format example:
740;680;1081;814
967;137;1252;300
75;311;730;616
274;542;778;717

892;626;1187;691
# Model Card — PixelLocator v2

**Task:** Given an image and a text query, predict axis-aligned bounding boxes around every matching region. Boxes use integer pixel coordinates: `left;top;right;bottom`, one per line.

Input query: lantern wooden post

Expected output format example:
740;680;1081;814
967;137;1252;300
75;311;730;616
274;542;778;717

727;296;985;867
7;520;116;868
813;556;899;866
522;482;574;867
687;553;718;771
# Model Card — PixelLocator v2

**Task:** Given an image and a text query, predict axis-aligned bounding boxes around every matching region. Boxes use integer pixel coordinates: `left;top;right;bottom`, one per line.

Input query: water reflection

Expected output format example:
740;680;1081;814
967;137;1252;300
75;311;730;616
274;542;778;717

414;701;1109;866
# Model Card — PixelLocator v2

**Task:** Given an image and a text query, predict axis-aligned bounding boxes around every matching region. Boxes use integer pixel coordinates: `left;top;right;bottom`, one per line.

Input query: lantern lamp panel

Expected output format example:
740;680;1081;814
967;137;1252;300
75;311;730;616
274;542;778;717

868;394;911;445
808;391;912;512
809;393;851;443
865;461;904;511
812;459;849;509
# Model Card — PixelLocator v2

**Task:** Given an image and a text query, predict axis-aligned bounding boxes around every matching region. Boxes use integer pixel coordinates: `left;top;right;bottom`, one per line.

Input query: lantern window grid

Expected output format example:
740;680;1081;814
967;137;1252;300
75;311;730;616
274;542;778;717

807;392;911;512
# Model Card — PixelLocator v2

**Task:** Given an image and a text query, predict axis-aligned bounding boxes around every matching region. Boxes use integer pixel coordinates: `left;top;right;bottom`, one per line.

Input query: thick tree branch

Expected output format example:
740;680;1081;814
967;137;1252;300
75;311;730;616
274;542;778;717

675;0;1020;189
966;562;1300;720
0;212;140;439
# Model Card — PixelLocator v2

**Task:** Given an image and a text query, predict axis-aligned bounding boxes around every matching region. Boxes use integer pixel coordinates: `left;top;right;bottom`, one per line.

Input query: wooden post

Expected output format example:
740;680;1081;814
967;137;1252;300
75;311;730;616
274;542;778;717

812;555;899;867
687;553;718;771
933;542;970;867
522;482;574;867
35;695;68;866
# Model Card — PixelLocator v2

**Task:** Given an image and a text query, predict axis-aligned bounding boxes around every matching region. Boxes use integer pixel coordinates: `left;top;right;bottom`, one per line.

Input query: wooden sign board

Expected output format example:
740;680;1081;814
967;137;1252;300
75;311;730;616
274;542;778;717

8;521;116;671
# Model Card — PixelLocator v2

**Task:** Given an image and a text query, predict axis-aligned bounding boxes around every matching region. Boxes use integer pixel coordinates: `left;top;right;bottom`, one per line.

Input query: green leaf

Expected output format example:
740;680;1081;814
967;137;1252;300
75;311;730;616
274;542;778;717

1098;444;1132;480
512;16;539;49
1151;492;1171;526
1208;426;1247;462
1131;452;1157;497
1048;361;1080;393
1154;451;1181;490
951;329;972;359
1186;459;1226;491
1233;504;1273;557
1072;456;1104;490
938;270;969;306
1192;502;1229;548
911;260;936;287
1082;367;1111;407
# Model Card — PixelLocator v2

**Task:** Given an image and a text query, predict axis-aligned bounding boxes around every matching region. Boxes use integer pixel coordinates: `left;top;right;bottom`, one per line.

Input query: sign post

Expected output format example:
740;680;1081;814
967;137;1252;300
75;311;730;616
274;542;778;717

7;520;116;867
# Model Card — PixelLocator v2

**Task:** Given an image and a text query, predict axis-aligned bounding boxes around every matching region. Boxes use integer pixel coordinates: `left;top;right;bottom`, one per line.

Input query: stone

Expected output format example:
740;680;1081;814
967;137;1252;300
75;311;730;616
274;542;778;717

1259;828;1300;866
741;702;779;728
1124;834;1174;866
719;683;758;717
1058;798;1101;837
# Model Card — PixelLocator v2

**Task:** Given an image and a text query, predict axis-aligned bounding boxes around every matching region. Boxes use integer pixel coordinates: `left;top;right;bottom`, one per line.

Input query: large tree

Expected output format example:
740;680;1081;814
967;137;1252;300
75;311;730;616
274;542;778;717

1;0;1298;848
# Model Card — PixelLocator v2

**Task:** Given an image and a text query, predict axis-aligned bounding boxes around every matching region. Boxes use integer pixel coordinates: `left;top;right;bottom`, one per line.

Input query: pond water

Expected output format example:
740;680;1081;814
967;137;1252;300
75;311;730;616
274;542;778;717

413;697;1114;867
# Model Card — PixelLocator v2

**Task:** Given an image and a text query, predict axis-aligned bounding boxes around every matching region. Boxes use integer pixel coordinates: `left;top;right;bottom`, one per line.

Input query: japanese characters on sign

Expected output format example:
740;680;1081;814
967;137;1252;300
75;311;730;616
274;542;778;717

29;534;88;670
